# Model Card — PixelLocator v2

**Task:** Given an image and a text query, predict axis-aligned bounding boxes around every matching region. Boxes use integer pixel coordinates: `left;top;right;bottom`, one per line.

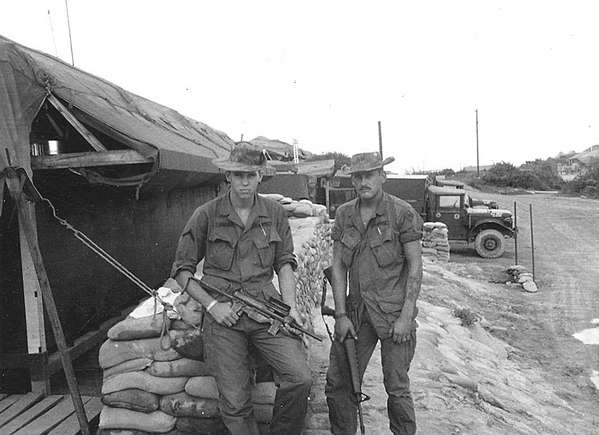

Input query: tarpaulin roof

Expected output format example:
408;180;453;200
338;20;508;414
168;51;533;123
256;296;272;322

0;34;235;179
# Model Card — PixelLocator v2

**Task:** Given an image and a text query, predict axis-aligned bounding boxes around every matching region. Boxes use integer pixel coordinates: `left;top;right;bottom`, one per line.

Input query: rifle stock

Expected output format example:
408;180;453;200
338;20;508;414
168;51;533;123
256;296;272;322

193;276;322;342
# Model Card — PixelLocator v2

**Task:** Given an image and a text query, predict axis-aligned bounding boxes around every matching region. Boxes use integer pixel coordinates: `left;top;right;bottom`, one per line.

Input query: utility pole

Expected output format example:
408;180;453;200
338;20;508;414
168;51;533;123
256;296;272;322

476;109;480;177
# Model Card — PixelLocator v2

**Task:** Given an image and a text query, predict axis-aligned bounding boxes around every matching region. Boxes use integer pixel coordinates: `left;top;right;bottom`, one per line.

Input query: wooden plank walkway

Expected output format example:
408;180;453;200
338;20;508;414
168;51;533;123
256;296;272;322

0;393;102;435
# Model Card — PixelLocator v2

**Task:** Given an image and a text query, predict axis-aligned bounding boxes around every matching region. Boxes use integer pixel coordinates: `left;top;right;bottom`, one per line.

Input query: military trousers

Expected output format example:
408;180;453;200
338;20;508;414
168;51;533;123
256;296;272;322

325;315;417;435
204;313;312;435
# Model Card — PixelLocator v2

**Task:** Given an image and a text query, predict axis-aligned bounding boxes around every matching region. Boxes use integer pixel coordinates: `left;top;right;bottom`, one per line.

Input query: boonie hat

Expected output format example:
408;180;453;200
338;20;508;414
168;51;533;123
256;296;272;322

342;152;395;174
212;141;272;172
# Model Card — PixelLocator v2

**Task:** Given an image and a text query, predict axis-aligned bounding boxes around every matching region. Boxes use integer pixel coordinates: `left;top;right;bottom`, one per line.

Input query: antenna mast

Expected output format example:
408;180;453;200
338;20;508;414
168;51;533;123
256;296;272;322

65;0;75;65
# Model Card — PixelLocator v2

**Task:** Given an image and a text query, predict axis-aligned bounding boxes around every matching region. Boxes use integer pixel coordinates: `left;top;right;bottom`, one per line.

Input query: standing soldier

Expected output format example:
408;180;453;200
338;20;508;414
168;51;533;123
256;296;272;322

325;152;423;435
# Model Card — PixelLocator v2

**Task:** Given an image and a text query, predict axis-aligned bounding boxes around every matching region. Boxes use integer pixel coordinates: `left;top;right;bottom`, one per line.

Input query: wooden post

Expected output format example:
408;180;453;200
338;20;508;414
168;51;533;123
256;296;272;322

476;109;479;177
513;201;518;265
6;168;91;435
529;204;535;280
18;199;49;394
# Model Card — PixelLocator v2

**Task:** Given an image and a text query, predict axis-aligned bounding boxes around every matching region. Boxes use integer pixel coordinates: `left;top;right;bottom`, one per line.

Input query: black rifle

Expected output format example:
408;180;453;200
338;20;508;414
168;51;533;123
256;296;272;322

321;267;369;434
192;276;322;342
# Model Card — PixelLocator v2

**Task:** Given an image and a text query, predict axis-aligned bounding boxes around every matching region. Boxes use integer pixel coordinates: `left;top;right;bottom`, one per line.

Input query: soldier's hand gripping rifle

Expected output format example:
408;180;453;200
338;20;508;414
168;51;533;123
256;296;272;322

321;267;369;434
192;276;322;342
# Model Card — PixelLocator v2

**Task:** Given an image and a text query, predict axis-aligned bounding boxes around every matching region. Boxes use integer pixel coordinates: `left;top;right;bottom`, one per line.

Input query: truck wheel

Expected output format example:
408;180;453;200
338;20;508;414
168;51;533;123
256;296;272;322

474;229;505;258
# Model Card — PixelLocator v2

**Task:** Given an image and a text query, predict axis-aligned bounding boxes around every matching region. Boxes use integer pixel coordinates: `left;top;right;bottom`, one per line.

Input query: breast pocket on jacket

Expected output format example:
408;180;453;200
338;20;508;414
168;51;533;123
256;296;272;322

206;228;237;270
253;227;282;268
369;226;402;268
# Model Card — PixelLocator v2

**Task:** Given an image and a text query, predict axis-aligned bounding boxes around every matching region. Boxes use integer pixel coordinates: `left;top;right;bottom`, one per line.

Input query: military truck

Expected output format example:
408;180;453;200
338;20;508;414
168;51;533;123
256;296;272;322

327;174;516;258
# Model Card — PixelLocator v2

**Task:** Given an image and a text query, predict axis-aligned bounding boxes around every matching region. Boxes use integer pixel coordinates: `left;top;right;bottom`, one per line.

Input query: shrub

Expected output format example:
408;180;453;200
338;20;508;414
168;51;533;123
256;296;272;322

562;158;599;198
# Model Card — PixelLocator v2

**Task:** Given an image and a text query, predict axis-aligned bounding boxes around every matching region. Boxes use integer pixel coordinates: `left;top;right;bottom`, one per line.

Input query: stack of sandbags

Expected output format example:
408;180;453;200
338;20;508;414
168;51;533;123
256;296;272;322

421;222;450;262
259;193;329;220
283;218;333;348
506;265;538;293
98;284;277;435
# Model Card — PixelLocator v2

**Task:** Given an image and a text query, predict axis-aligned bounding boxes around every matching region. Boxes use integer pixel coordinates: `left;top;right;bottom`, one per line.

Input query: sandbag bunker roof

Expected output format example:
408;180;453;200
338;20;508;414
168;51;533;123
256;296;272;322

0;34;235;189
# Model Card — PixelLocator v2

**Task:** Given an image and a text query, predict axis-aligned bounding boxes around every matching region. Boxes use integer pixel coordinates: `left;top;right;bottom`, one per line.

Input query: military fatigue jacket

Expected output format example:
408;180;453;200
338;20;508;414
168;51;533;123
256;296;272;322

171;192;297;302
331;192;423;338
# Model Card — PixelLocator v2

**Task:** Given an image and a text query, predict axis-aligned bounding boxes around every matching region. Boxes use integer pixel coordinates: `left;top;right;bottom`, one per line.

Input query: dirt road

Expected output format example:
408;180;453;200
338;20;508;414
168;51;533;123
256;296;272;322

462;191;599;413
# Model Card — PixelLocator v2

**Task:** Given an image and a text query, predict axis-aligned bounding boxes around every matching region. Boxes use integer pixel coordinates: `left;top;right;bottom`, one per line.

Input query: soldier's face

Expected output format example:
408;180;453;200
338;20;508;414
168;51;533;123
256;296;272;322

227;170;263;200
351;169;386;200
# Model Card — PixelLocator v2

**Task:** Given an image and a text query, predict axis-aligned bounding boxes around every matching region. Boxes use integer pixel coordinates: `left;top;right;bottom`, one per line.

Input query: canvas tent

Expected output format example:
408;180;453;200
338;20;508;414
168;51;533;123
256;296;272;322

0;34;239;397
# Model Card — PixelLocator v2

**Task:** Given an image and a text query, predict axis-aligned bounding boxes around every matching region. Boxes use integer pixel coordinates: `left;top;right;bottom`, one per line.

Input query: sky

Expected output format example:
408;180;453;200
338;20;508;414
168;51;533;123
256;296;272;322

2;1;599;174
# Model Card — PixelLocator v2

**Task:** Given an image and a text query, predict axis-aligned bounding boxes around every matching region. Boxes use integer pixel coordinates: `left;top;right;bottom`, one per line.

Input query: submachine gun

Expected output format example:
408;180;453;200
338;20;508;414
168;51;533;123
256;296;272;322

321;267;370;435
192;276;322;342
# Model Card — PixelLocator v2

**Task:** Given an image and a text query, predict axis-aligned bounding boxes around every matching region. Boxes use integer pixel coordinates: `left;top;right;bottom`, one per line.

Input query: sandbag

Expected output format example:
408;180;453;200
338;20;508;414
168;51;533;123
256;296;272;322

293;203;313;218
102;371;188;395
160;392;220;418
99;337;181;369
174;292;204;327
99;406;176;433
146;358;211;378
251;382;276;405
254;403;274;423
99;430;188;435
103;358;153;381
98;430;151;435
260;193;284;202
107;314;167;341
176;416;227;435
185;376;219;400
101;389;160;413
170;328;205;361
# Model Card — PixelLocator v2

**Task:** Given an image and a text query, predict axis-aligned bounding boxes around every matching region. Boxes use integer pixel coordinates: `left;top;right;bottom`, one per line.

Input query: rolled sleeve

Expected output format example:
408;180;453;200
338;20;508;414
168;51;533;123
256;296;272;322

273;207;298;272
397;207;424;245
170;208;208;278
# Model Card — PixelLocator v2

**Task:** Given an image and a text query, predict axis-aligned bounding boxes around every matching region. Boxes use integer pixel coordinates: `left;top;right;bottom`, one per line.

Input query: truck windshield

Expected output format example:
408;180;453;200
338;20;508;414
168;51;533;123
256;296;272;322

439;195;461;210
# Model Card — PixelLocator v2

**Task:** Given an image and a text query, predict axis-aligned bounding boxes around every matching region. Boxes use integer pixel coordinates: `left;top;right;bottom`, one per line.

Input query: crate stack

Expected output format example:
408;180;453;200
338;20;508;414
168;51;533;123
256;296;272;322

421;222;450;262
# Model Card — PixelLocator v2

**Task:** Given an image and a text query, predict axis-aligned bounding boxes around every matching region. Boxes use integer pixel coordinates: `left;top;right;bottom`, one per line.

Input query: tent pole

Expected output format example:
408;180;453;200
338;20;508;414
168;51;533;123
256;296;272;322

6;168;91;435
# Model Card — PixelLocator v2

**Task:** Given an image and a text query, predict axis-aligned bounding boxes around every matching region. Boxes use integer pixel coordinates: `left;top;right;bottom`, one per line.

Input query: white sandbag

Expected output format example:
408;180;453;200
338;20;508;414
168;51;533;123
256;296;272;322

146;358;211;378
107;314;166;341
99;406;176;432
99;337;181;369
185;376;219;400
103;358;153;381
102;371;188;395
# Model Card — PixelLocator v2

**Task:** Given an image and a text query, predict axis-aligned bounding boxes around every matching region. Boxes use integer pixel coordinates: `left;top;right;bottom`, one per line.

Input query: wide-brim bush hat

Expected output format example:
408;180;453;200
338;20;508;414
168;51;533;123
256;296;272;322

342;152;395;174
212;141;273;172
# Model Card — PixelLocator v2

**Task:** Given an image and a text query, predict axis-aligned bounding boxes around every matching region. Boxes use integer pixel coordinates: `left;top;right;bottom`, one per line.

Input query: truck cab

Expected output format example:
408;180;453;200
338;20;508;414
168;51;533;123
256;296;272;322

426;185;515;258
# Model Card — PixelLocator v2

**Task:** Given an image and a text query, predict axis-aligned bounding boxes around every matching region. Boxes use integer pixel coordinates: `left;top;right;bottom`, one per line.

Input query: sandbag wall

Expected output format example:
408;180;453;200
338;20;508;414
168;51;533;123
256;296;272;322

97;292;276;435
421;222;450;262
292;218;333;345
259;193;328;219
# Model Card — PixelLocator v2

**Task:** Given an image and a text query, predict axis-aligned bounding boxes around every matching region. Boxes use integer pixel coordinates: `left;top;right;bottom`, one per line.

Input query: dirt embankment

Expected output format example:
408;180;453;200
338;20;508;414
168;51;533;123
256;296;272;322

305;191;599;435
